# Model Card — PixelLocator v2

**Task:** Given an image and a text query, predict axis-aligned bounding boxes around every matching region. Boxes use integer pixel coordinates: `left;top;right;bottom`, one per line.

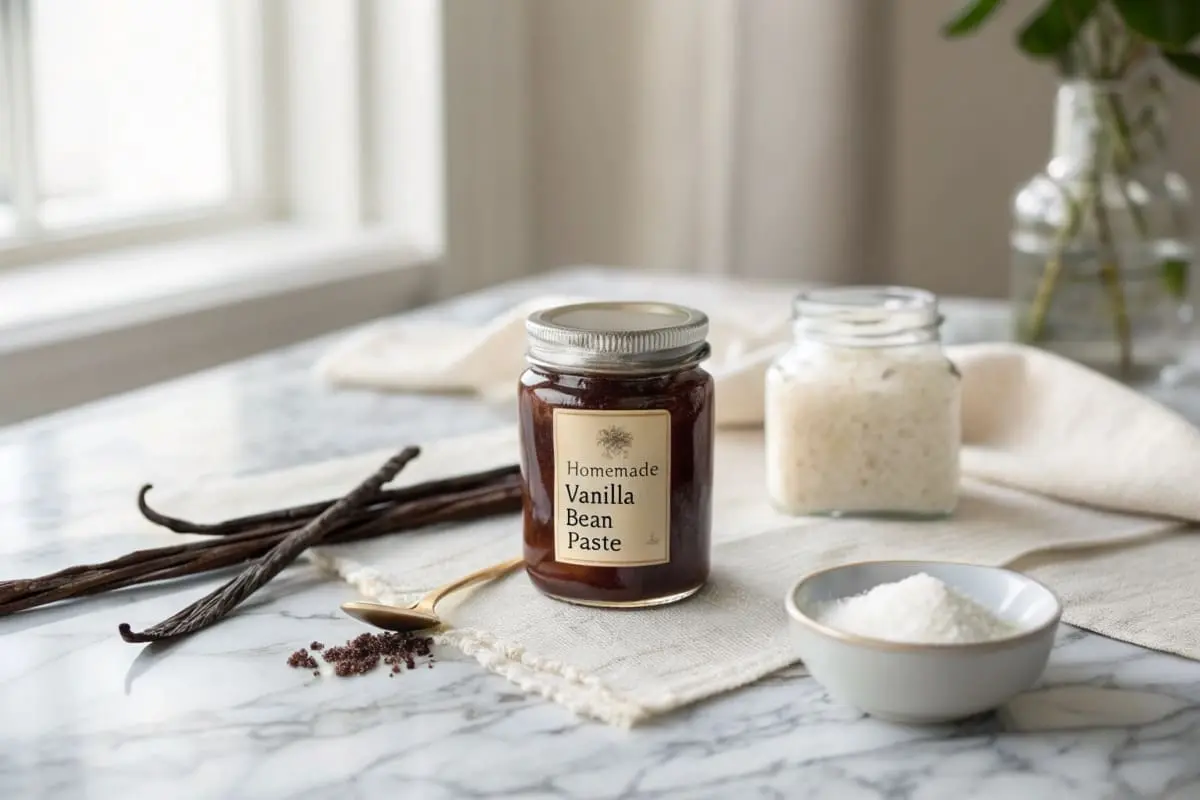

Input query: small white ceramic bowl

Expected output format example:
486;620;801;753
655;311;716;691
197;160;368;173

785;560;1062;723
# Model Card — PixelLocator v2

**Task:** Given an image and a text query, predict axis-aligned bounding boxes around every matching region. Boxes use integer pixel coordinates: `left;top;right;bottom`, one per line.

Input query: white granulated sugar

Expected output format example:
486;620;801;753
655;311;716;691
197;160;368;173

816;573;1016;644
765;346;960;516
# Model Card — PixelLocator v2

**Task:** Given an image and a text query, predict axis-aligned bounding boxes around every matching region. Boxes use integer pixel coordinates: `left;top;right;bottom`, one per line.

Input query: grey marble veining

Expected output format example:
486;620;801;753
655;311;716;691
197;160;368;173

3;266;1200;799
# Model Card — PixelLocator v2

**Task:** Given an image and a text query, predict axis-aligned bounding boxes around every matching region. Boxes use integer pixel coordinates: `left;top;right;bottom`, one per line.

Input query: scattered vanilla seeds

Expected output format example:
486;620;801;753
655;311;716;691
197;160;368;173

286;649;319;671
287;632;434;678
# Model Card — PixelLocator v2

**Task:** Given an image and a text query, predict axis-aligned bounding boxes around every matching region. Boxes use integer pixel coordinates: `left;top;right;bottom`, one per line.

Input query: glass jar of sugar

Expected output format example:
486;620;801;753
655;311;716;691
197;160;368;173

765;287;960;518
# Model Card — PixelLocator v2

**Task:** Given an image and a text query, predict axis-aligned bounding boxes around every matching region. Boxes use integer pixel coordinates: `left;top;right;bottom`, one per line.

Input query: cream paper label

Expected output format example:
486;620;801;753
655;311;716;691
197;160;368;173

552;409;671;567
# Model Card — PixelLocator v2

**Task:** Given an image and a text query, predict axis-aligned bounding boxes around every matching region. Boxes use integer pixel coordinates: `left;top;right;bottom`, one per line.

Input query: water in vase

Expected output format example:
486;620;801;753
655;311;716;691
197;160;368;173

1011;231;1192;382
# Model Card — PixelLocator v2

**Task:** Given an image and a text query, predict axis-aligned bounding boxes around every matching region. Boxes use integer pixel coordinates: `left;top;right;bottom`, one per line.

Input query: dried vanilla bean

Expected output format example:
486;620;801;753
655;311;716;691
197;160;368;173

137;464;520;535
0;476;521;617
1;455;522;620
118;446;421;643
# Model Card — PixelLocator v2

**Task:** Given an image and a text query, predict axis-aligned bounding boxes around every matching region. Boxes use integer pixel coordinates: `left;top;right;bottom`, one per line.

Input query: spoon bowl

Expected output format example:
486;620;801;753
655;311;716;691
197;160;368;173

340;601;442;633
340;556;524;634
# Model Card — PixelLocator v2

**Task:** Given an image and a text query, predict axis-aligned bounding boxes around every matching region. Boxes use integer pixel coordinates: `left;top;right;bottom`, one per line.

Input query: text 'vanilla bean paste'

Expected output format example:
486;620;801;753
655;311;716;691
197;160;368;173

518;301;714;607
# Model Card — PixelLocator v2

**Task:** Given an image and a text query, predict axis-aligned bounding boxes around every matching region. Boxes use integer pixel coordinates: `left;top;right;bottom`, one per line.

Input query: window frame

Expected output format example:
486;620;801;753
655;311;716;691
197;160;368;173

0;0;538;423
0;0;529;293
0;0;277;269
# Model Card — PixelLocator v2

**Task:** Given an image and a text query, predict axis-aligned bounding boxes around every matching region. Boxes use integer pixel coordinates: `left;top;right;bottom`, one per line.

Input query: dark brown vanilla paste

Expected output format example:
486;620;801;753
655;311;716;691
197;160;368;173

518;301;714;607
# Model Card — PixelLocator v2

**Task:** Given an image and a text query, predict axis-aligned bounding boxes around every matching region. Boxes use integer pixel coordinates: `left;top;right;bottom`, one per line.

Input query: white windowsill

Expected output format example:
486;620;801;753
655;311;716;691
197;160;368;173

0;224;440;426
0;224;435;351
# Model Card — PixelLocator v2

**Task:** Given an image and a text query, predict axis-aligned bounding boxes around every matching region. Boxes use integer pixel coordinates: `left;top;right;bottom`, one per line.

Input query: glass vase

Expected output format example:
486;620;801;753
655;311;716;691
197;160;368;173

1011;68;1194;382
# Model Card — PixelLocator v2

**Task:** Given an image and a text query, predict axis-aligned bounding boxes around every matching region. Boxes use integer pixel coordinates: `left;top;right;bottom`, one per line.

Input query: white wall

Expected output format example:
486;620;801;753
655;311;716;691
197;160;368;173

524;0;1200;298
529;0;705;275
730;1;892;285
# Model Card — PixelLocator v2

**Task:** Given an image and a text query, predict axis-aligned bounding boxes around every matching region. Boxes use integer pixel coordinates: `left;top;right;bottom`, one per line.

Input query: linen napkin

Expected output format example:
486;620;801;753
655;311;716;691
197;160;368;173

316;293;792;424
147;382;1198;728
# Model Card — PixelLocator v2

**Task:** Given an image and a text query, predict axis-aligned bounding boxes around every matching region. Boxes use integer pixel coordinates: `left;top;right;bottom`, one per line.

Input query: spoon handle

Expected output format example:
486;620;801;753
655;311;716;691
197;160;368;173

418;557;525;612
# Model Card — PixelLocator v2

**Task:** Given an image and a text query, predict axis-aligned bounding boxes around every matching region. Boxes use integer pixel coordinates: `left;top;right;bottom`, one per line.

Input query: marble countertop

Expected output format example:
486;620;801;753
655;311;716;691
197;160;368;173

2;267;1199;800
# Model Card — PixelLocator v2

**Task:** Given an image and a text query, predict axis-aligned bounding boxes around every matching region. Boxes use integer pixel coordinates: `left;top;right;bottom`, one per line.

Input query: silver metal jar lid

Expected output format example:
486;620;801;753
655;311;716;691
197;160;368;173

525;301;710;373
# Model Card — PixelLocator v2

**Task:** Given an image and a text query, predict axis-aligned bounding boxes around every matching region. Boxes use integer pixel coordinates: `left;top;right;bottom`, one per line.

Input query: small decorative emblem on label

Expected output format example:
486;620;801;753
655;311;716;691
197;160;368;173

552;409;671;567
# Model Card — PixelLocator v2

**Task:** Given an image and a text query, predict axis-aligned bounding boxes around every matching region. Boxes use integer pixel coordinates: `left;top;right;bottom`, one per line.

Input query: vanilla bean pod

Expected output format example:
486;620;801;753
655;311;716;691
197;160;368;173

118;446;421;643
138;464;520;535
93;482;519;607
1;525;297;603
1;538;275;617
317;479;523;541
0;476;521;617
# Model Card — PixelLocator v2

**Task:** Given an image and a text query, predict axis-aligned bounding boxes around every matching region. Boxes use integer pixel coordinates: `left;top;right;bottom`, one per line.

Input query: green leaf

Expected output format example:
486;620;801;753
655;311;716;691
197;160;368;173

1112;0;1200;49
1164;51;1200;81
1162;258;1190;299
943;0;1005;37
1017;0;1099;58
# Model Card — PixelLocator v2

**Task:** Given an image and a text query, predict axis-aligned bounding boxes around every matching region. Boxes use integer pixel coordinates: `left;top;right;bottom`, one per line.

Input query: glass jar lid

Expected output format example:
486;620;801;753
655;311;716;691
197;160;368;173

525;301;710;373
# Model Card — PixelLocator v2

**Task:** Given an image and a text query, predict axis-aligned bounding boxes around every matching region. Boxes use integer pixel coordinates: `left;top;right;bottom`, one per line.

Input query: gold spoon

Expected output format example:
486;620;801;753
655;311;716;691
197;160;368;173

340;556;525;633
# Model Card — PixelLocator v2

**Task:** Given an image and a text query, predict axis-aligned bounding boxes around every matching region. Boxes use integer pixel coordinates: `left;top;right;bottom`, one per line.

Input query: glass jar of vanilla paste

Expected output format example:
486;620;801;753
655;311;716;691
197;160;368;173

765;287;960;518
518;301;714;607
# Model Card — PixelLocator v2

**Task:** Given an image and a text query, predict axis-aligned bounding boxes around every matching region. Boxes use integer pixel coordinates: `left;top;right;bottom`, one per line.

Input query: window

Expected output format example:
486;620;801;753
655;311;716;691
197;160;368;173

0;0;265;259
0;0;465;424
